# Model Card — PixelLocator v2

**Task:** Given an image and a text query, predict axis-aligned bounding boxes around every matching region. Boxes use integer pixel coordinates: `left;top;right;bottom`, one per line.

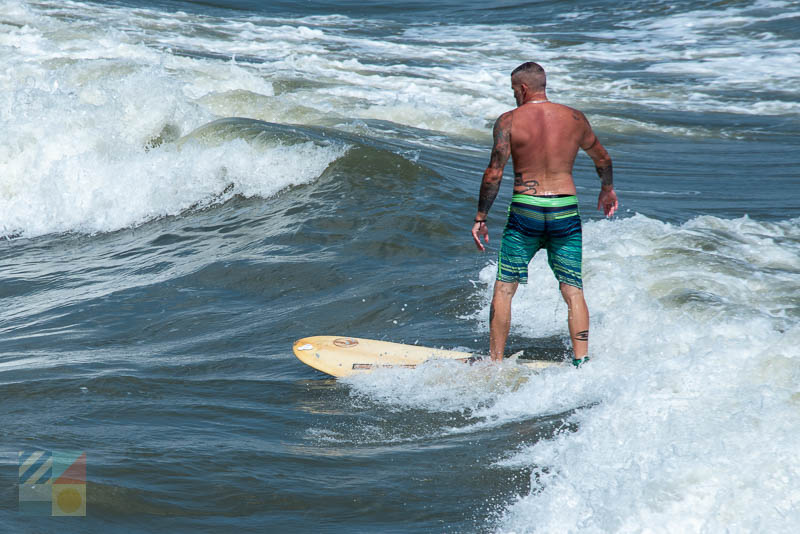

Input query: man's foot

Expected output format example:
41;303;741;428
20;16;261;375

572;356;590;368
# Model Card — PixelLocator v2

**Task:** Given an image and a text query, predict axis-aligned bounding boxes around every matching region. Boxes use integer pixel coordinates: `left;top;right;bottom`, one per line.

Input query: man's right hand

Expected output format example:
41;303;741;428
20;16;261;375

598;187;618;217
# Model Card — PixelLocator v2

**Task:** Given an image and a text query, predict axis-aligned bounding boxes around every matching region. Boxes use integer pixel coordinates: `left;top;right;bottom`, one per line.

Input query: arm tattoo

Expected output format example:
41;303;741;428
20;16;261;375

596;162;613;187
514;172;538;194
478;113;512;214
478;181;501;213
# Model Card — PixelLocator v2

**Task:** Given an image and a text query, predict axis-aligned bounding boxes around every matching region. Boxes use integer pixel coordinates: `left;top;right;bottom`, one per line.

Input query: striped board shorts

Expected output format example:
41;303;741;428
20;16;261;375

497;194;583;289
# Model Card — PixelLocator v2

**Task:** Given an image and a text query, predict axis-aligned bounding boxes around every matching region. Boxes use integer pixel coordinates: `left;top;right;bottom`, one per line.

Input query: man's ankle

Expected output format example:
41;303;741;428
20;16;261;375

572;356;590;368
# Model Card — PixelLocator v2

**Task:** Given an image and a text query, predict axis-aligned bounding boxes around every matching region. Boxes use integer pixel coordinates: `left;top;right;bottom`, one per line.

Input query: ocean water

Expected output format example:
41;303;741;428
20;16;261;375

1;0;798;531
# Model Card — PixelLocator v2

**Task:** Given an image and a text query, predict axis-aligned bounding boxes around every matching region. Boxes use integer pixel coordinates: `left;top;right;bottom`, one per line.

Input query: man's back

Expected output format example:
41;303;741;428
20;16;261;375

509;102;593;196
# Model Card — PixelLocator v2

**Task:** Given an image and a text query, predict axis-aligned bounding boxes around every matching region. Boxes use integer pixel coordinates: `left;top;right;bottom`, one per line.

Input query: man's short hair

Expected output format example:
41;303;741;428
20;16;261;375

511;62;546;90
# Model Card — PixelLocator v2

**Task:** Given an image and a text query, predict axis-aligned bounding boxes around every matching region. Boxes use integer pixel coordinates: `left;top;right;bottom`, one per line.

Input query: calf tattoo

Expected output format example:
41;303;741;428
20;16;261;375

574;330;589;342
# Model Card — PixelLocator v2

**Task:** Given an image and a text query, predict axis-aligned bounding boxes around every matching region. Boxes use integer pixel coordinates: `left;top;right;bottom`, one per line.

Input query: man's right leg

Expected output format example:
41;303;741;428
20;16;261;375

560;282;589;359
490;280;518;361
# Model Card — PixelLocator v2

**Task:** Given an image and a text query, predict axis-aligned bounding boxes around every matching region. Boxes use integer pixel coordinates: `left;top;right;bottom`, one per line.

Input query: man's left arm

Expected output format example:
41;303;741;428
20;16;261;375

473;112;512;251
579;116;618;218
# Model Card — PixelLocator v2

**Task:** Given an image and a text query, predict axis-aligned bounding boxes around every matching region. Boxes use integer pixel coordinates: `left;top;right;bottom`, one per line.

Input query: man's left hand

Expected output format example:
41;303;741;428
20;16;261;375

472;221;489;251
598;188;618;217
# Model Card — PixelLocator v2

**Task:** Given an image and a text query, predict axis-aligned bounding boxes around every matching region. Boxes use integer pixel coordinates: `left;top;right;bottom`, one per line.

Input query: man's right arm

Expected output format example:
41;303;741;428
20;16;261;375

472;112;512;251
579;118;618;217
477;112;513;217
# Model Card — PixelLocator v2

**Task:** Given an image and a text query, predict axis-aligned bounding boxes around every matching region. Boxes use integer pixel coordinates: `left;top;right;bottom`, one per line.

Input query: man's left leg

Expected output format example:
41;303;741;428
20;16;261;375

560;282;589;358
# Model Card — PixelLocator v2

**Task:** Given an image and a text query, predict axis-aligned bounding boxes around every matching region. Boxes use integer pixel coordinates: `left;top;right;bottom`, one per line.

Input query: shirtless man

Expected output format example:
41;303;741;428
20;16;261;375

471;61;618;366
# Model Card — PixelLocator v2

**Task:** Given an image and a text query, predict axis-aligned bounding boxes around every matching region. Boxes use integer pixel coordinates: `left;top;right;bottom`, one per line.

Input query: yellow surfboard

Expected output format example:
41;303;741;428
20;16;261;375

293;336;565;378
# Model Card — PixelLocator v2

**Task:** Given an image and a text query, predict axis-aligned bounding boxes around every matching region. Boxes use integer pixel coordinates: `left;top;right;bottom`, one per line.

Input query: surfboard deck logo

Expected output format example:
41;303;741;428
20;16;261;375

333;338;359;348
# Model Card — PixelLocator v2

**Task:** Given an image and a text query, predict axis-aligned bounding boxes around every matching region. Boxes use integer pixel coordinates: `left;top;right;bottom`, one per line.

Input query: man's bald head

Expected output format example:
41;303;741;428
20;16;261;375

511;62;546;91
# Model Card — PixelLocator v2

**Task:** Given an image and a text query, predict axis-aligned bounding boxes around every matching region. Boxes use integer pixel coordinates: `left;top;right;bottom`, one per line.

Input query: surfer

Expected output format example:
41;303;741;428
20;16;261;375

471;61;618;367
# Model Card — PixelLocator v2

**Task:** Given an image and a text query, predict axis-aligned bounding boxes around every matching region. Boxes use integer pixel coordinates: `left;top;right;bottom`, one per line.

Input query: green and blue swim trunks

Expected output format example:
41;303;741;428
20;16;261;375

497;194;583;289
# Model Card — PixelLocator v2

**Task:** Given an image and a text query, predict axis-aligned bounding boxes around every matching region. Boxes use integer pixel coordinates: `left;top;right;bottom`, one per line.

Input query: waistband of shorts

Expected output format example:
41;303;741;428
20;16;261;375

511;194;578;208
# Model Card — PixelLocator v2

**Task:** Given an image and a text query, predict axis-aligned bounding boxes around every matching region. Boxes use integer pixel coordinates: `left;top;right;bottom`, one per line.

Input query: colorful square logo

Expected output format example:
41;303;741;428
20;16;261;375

19;450;86;516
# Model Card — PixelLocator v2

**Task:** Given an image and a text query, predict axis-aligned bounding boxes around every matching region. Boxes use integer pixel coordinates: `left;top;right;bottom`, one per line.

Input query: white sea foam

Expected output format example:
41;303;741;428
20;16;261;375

345;357;544;415
0;0;794;233
346;214;800;532
0;2;346;237
3;0;797;176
